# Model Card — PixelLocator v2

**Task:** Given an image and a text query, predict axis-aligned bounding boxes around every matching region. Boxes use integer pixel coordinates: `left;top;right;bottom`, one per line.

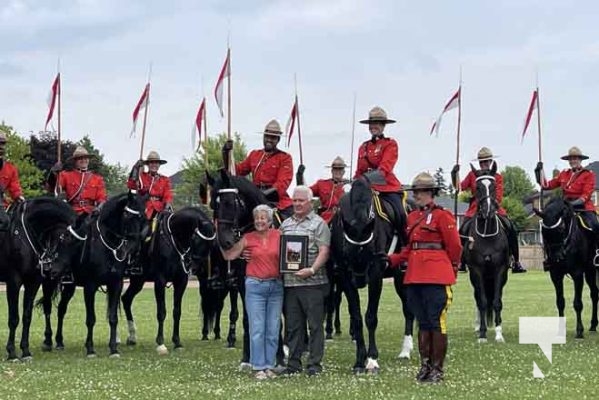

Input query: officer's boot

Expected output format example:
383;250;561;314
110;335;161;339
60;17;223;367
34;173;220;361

427;331;448;384
416;330;432;382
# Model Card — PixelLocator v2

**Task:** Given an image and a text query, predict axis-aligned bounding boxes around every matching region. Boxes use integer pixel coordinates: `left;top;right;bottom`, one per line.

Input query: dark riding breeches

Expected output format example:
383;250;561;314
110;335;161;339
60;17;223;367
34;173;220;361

379;191;407;237
578;211;599;239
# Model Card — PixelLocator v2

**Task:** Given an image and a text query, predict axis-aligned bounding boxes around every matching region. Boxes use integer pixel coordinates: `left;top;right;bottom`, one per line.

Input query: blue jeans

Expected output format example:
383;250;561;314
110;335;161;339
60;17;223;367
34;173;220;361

245;277;284;370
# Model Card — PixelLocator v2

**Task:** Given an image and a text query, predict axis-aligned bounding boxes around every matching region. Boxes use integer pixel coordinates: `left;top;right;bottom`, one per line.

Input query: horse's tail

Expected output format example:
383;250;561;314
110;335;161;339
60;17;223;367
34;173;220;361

34;282;61;311
484;276;495;326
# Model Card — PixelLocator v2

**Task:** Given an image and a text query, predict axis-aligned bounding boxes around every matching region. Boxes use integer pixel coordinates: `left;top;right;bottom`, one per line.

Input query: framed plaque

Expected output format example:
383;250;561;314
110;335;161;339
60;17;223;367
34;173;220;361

279;234;309;273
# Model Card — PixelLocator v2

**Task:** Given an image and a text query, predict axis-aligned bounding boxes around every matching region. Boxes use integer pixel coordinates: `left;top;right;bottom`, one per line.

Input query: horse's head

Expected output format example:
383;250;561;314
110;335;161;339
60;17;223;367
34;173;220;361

207;169;266;250
99;191;148;262
534;197;572;264
52;212;90;279
472;162;498;219
342;177;375;240
180;207;216;262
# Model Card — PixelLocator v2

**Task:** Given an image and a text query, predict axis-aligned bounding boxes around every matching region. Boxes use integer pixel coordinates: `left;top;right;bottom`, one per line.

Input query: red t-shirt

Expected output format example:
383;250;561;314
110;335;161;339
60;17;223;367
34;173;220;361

244;229;281;280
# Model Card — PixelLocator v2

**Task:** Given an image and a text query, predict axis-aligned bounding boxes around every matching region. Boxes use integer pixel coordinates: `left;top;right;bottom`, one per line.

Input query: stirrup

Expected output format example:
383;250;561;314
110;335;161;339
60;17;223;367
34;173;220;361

594;250;599;267
126;265;143;276
61;272;74;285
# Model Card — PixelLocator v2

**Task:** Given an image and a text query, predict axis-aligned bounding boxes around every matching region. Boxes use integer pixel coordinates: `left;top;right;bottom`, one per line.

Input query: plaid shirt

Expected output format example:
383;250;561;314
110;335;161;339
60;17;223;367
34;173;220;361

280;210;330;287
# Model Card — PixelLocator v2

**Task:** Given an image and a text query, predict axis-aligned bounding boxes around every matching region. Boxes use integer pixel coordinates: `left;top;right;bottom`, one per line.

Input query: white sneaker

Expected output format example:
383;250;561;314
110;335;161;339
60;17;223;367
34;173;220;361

255;370;268;380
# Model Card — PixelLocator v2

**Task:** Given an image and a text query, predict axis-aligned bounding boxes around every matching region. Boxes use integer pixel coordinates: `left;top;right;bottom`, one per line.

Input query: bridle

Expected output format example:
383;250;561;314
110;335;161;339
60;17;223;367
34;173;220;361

215;188;253;240
474;175;500;238
164;212;216;275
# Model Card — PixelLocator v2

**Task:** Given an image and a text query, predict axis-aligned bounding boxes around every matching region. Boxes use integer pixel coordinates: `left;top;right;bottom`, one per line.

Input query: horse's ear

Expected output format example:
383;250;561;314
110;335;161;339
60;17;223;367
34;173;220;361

219;168;230;187
470;163;477;174
490;160;497;175
205;171;215;187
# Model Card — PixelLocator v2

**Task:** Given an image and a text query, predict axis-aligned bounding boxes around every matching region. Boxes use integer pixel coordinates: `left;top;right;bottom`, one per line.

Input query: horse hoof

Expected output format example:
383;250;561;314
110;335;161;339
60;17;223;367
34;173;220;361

353;367;366;375
86;353;97;359
156;344;169;355
21;356;32;362
575;334;584;340
325;334;333;341
41;343;52;352
366;357;380;374
126;339;136;346
495;336;505;343
239;362;252;371
397;335;413;359
214;335;221;340
477;338;488;344
201;336;209;341
7;357;20;363
109;353;120;359
226;342;235;349
55;345;65;351
174;345;183;351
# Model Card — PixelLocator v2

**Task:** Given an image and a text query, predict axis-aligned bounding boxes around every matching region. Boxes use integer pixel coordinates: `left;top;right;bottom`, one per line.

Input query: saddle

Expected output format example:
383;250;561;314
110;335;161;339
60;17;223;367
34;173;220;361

575;213;599;232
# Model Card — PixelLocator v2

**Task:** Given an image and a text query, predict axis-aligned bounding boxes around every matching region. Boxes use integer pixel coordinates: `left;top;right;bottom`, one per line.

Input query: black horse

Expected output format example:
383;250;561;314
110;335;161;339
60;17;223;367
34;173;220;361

196;245;244;348
330;177;414;373
462;164;510;343
534;197;598;338
48;191;147;357
2;197;75;360
206;169;286;367
121;207;216;354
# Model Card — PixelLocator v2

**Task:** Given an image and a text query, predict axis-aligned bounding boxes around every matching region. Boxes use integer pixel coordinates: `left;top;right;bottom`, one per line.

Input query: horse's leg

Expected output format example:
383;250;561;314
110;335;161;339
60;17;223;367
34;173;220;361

121;277;145;346
83;284;97;357
227;289;239;348
365;272;383;373
107;280;123;356
5;276;21;361
213;288;224;340
240;285;251;365
469;268;488;342
172;275;188;349
41;280;55;351
334;278;343;335
394;270;414;359
572;272;585;339
584;266;598;331
19;281;41;359
325;281;335;340
55;283;76;350
154;277;168;354
198;278;210;340
493;264;509;343
341;274;366;373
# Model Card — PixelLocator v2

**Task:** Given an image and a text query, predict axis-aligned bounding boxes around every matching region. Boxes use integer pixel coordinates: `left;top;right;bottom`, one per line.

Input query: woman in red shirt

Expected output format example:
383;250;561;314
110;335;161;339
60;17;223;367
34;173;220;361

221;205;282;380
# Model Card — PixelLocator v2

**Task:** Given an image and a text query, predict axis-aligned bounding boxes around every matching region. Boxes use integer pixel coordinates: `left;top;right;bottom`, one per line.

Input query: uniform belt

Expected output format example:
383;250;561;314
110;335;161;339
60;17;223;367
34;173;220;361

257;184;272;190
72;200;90;207
411;242;444;250
149;196;162;201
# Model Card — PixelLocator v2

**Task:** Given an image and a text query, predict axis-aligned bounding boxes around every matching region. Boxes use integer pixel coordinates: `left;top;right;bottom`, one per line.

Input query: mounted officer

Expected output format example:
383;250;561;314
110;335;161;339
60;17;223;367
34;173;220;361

223;119;294;217
353;106;406;237
127;150;174;220
535;146;599;252
309;156;349;224
0;130;25;230
452;147;526;273
49;146;106;215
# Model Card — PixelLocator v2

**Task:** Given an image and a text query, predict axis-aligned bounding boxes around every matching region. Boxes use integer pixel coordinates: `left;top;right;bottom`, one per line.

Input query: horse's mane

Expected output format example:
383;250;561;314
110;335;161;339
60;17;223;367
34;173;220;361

171;207;211;232
349;178;372;224
22;197;75;233
212;173;269;209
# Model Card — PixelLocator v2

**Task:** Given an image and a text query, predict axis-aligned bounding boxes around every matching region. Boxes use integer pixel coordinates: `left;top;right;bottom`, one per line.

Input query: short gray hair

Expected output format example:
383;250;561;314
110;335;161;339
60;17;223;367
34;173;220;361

293;185;313;200
253;204;274;223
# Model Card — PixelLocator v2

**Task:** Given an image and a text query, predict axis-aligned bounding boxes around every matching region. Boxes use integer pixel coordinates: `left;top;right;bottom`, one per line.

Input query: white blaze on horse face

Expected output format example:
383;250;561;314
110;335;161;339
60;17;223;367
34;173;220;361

482;179;492;217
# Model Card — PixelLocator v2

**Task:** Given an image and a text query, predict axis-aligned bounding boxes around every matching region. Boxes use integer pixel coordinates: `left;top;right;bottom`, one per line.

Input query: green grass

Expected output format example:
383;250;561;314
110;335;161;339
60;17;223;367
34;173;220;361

0;271;598;399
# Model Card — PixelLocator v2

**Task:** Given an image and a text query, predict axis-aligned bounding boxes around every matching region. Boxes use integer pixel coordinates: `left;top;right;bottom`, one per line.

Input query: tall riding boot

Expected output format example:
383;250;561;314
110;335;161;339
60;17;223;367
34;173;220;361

508;225;526;273
415;330;432;382
427;331;447;383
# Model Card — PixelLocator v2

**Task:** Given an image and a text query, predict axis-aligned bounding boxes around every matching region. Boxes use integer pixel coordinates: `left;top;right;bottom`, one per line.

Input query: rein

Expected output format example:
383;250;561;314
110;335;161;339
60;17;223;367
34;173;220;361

19;204;56;276
96;218;127;263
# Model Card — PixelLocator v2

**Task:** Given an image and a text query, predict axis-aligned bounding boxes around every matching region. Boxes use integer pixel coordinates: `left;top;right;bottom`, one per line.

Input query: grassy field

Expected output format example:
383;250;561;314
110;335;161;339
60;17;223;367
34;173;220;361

0;271;598;399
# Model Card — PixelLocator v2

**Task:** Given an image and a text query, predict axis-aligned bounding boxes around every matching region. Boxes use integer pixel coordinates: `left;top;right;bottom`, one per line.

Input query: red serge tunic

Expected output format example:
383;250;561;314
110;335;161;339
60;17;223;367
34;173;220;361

0;161;23;208
310;179;347;224
127;172;174;219
58;170;107;215
243;229;281;280
543;168;596;212
460;170;507;217
393;204;462;285
236;149;293;209
353;136;402;193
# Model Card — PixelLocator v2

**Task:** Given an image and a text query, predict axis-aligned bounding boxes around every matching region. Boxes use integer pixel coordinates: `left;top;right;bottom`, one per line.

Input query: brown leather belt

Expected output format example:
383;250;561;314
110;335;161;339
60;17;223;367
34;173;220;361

411;242;444;250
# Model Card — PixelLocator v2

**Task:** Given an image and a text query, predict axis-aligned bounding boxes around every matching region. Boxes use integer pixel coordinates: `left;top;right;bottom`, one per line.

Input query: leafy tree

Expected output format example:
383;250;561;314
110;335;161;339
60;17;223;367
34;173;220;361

1;124;44;197
29;131;77;172
502;166;535;201
173;133;247;208
501;195;531;230
433;167;447;194
78;136;127;195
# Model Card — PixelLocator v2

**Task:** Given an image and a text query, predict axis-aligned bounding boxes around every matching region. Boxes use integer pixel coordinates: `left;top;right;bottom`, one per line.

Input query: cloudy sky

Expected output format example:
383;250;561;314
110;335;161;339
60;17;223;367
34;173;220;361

1;0;599;187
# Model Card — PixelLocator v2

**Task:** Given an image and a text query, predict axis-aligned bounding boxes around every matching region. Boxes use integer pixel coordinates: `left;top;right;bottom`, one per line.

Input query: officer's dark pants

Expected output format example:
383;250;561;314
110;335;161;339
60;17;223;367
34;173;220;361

407;284;452;376
284;284;328;372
